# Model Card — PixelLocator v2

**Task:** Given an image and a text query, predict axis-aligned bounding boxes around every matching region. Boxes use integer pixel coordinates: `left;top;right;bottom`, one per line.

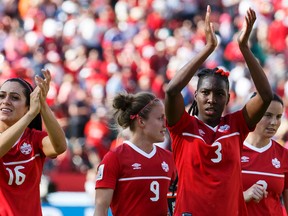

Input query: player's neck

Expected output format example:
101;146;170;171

245;133;270;148
130;136;154;154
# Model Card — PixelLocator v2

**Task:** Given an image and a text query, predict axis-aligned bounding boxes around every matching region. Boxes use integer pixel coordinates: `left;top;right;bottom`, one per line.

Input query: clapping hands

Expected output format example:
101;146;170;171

237;8;256;47
35;69;51;105
204;5;218;49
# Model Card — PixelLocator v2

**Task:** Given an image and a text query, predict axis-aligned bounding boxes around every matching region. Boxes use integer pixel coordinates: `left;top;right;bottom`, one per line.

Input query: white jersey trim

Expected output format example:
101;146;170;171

194;115;218;132
124;140;156;159
215;132;240;142
182;133;205;142
119;176;171;181
182;132;240;144
242;170;284;178
3;153;40;166
244;140;272;153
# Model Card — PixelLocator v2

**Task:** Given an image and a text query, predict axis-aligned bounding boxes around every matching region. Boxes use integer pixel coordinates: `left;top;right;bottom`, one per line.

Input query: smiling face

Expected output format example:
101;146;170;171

0;81;29;126
195;75;229;127
253;100;283;139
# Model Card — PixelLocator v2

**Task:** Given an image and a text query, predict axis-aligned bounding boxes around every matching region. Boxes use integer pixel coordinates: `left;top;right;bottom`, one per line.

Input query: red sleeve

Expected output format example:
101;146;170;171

95;150;120;189
166;111;193;134
30;128;48;156
231;110;254;143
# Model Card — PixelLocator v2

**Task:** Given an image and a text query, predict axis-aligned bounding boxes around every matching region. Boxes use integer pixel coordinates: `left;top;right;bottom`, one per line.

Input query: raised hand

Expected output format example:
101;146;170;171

205;5;217;48
28;86;41;117
35;69;51;104
237;8;256;47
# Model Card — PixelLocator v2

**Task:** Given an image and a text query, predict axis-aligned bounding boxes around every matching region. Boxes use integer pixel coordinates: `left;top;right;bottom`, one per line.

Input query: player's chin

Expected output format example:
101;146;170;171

155;135;165;143
264;131;275;139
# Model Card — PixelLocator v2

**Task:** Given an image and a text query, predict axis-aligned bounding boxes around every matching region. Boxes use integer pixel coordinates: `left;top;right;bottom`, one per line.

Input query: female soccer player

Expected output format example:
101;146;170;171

165;5;273;216
242;93;288;215
0;69;67;216
94;92;176;216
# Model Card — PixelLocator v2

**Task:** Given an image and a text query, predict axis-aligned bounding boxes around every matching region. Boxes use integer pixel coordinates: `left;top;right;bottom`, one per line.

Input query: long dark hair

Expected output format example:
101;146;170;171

3;78;42;130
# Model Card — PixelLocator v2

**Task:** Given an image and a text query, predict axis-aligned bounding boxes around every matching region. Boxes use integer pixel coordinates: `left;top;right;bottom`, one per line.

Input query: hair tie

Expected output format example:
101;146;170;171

130;114;138;120
215;68;230;77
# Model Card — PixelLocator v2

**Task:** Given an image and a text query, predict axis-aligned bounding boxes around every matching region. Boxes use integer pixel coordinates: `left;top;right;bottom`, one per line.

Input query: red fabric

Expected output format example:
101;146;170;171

0;128;47;216
168;110;250;216
224;41;245;62
242;140;288;216
146;12;165;30
84;119;110;159
96;142;176;215
268;20;288;52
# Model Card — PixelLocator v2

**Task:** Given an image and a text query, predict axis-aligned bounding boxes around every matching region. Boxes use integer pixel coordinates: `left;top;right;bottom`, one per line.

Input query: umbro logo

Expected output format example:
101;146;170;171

199;129;205;136
241;156;249;163
132;163;142;170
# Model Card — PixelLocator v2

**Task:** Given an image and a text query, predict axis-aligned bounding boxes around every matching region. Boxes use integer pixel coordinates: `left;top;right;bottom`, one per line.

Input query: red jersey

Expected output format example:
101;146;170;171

241;140;288;216
0;128;47;216
95;141;176;216
167;110;250;216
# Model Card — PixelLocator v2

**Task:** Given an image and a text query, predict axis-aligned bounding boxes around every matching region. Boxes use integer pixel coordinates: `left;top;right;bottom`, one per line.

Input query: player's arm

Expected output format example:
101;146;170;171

238;8;273;129
282;189;288;213
40;101;67;157
36;69;67;157
94;188;114;216
165;5;217;126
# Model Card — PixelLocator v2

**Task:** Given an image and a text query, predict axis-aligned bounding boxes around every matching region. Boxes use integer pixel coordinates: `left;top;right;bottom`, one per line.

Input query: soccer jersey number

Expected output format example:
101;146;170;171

150;181;159;201
6;166;26;185
256;180;268;190
211;142;222;163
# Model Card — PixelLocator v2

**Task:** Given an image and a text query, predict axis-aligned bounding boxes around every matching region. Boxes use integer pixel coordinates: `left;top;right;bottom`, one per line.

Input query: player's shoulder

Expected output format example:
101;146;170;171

155;145;174;159
272;139;288;152
22;128;47;140
114;142;132;152
222;110;243;121
16;128;36;142
106;142;132;158
155;145;172;153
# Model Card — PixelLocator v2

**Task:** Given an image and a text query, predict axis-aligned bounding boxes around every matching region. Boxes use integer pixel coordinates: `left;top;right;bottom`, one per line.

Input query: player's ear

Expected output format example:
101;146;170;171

226;93;230;105
194;90;198;103
137;117;145;128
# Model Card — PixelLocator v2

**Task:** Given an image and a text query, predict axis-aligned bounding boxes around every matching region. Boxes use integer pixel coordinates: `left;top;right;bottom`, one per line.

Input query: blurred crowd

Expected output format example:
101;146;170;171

1;0;288;192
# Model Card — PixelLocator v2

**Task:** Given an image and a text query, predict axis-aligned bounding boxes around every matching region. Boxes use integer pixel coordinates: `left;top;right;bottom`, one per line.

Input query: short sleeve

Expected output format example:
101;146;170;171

95;151;120;189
